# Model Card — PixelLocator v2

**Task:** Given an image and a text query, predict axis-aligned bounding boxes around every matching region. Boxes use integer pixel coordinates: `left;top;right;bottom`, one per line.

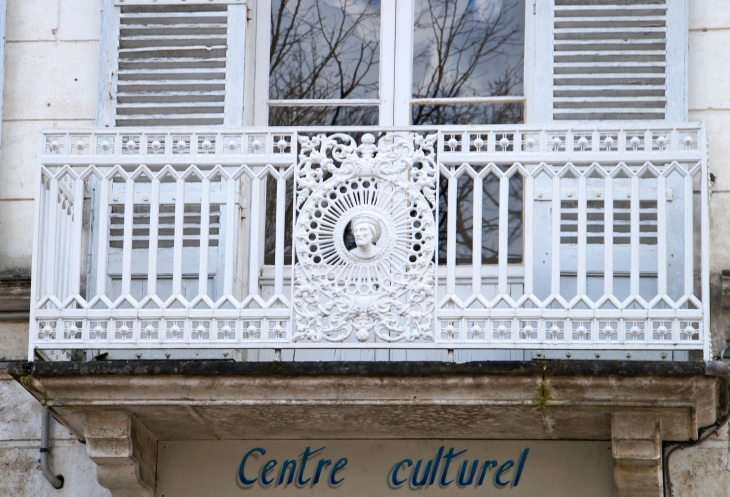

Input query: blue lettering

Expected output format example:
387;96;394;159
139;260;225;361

313;459;331;485
278;460;297;486
477;460;498;486
261;460;277;486
458;460;479;486
411;459;433;487
238;448;265;485
514;448;529;486
298;446;325;485
391;459;413;486
495;460;515;487
429;446;445;485
330;458;348;485
440;447;467;486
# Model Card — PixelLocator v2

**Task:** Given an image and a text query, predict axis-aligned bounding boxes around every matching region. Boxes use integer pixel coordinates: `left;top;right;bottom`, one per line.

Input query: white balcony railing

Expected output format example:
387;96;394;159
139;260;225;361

30;124;709;359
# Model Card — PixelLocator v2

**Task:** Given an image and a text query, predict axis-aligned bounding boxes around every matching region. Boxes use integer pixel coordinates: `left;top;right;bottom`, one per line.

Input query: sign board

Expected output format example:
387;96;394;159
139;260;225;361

156;440;615;496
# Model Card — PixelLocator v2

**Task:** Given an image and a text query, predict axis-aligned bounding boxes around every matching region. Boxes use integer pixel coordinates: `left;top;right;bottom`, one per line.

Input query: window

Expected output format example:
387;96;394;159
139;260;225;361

260;0;526;126
98;0;688;127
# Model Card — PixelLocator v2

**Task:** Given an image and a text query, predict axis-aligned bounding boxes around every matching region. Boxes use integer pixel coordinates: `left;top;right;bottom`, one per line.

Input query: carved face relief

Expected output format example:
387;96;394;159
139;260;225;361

293;132;438;344
350;215;382;260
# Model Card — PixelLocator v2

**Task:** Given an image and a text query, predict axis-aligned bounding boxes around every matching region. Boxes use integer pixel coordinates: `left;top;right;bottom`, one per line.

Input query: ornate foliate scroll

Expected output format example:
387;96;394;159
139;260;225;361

293;133;438;343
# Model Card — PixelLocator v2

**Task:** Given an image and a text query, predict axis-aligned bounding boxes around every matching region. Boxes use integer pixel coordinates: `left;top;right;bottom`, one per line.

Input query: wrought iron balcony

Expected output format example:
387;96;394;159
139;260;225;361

30;124;709;360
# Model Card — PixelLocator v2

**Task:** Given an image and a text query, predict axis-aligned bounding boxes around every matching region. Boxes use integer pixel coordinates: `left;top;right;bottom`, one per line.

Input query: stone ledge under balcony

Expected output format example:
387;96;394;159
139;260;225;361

8;360;727;443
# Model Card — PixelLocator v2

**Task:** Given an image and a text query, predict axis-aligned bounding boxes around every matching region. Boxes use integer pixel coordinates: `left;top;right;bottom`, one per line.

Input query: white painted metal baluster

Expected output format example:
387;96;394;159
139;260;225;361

63;192;72;299
498;171;509;297
604;172;614;300
172;175;184;298
69;175;84;299
37;172;48;299
121;175;135;299
630;171;640;299
147;173;160;298
56;186;71;301
523;170;534;297
472;174;483;296
56;189;67;299
274;169;287;297
95;171;111;298
446;167;457;297
223;171;237;297
683;169;694;298
67;188;76;300
656;172;668;298
46;175;59;299
247;172;263;299
577;168;588;299
551;174;561;299
198;173;211;297
701;132;710;359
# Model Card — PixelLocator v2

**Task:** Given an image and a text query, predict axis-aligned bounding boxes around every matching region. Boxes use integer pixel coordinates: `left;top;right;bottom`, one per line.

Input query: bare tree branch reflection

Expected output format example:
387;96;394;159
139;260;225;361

439;170;524;265
269;0;380;126
412;0;525;125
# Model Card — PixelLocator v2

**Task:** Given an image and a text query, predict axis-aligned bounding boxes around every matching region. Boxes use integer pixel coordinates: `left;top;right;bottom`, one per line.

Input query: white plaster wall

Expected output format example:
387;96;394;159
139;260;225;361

0;1;107;495
0;0;97;275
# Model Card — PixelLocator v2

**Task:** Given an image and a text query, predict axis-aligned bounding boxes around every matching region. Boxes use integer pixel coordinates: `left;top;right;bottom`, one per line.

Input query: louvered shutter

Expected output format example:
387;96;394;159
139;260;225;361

532;0;687;122
98;1;246;127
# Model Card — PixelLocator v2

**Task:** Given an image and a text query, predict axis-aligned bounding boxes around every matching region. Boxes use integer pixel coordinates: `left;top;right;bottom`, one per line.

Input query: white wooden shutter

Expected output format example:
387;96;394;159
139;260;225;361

98;0;246;127
534;0;687;122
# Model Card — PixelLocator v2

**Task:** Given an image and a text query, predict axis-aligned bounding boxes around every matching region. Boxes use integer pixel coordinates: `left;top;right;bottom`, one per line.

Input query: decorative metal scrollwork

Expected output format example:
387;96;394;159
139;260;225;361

293;132;438;343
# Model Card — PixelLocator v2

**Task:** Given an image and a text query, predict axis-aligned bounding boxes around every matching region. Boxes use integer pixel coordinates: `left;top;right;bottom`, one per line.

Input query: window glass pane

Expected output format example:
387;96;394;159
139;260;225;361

269;0;380;101
269;106;379;126
412;0;525;108
412;102;524;125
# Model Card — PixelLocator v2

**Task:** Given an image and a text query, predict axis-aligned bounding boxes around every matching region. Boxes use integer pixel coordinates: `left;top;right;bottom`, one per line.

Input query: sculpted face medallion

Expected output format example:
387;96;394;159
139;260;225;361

292;133;438;344
349;215;382;260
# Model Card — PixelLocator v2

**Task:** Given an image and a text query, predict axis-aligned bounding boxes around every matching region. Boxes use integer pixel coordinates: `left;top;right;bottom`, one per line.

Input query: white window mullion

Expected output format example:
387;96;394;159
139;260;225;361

253;0;271;126
224;4;247;126
532;0;554;123
379;0;397;126
392;0;414;126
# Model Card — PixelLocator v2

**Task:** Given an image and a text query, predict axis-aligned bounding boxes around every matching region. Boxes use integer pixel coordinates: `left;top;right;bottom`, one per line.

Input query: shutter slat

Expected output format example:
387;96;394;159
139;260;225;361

552;0;667;121
116;5;230;126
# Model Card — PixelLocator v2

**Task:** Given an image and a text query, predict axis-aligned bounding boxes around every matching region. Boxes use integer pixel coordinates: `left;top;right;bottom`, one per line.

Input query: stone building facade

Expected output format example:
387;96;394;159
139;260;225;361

1;0;730;495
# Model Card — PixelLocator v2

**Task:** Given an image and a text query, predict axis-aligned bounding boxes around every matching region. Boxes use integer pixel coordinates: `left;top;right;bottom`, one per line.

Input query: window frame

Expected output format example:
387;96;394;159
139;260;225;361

249;0;534;127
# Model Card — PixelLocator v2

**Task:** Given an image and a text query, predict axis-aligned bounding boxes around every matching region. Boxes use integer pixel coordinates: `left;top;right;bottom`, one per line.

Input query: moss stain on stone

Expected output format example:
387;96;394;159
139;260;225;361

18;375;54;404
532;365;552;418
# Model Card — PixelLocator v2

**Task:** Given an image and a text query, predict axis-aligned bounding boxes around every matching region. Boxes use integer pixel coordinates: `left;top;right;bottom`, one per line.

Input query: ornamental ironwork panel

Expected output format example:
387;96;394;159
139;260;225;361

293;133;437;343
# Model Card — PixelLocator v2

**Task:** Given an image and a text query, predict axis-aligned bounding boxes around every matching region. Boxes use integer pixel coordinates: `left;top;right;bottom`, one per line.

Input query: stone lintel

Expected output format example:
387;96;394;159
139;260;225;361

85;412;157;497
